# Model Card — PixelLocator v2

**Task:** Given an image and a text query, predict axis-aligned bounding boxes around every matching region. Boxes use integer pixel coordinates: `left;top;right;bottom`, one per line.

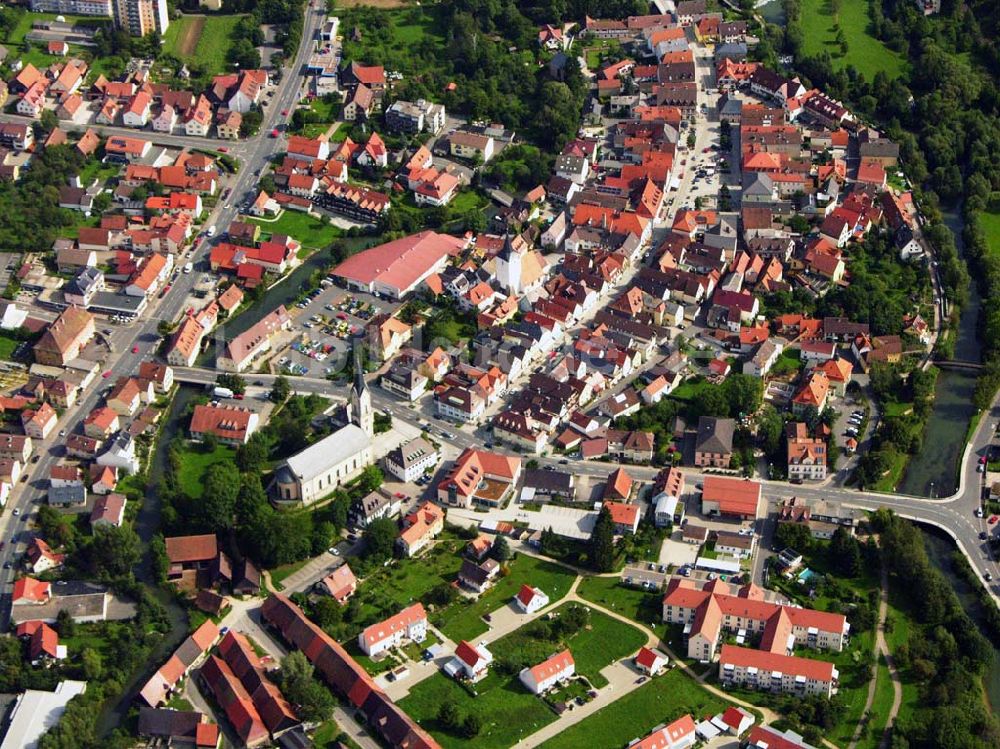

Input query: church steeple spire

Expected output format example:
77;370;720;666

349;342;373;437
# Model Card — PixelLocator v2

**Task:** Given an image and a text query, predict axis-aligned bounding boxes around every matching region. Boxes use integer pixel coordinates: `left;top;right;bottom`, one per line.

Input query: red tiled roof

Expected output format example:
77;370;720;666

165;534;218;563
12;576;50;603
720;643;836;681
526;648;574;683
701;476;761;516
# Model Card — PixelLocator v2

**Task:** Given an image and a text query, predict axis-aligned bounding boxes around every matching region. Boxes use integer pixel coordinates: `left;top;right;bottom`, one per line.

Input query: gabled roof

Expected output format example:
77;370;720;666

525;648;574;682
165;534;218;563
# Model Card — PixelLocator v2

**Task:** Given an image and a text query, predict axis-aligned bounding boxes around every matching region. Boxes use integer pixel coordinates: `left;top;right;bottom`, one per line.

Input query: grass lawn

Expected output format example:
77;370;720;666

870;449;908;492
538;669;726;749
174;442;236;499
78;159;122;186
882;401;913;418
249;210;344;249
797;0;905;78
772;348;804;377
270;557;311;589
490;603;646;689
576;575;666;634
341;5;447;76
978;211;1000;259
344;538;466;637
0;333;20;361
313;721;362;749
437;555;576;642
448;189;488;215
667;378;710;403
162;14;244;76
399;670;556;749
856;655;895;749
166;695;195;711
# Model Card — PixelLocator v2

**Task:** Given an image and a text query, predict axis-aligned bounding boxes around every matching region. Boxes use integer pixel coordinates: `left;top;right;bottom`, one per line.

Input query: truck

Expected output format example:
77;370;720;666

213;386;234;399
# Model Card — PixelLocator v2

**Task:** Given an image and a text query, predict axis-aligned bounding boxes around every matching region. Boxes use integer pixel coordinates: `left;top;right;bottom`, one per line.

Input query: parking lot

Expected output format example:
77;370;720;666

271;281;401;378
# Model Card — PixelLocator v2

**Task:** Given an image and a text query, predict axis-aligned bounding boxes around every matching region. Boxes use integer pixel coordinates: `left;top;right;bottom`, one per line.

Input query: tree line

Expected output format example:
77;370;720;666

871;509;1000;748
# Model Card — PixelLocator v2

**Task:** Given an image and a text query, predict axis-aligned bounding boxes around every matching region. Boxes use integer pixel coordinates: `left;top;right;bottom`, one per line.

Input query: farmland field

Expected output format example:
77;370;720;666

163;14;244;75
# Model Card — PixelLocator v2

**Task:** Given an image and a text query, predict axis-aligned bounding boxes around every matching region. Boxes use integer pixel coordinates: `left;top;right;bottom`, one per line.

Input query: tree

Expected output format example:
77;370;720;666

56;608;76;637
312;596;343;629
830;526;862;577
311;520;336;555
150;534;169;584
240;109;263;137
357;465;383;494
364;517;398;560
462;713;482;738
270;375;291;403
236;433;270;473
39;109;58;133
589;506;616;572
201;463;241;531
438;700;463;731
278;651;335;722
492;535;511;562
775;521;812;552
82;525;141;578
217;373;246;394
81;648;103;680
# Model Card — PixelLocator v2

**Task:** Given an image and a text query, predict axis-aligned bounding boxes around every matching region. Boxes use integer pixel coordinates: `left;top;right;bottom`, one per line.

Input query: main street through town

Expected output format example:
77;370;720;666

170;361;1000;608
0;1;327;625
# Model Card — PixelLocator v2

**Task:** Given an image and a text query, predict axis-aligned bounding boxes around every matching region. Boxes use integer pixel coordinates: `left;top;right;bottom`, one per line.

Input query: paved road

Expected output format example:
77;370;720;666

0;0;327;623
171;364;1000;607
0;111;254;154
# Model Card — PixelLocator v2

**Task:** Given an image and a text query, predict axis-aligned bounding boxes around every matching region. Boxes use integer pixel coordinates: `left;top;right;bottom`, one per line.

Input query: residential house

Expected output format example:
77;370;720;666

320;564;357;604
397;502;444;557
694;416;735;468
519;649;575;694
436;448;521;508
515;584;550;614
358;602;428;657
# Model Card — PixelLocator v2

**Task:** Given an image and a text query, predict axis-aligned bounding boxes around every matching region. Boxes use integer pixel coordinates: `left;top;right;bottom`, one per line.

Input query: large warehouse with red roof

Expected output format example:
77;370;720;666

331;230;467;299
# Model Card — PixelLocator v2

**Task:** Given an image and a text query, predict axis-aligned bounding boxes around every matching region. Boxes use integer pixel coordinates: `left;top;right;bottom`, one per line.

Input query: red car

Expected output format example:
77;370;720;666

270;129;279;138
102;371;112;378
218;147;229;153
980;455;988;464
281;109;288;116
131;345;139;354
990;515;999;525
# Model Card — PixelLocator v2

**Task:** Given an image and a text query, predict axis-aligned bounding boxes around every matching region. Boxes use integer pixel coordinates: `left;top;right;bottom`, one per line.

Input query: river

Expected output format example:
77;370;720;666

918;525;1000;710
196;236;376;367
897;211;982;497
97;386;201;736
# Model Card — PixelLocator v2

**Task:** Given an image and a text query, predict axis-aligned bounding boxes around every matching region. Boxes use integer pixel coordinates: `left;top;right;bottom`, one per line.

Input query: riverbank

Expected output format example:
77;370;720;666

897;211;982;497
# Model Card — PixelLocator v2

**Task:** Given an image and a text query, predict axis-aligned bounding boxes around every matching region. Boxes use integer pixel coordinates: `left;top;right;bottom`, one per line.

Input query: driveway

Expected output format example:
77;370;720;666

658;533;699;567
